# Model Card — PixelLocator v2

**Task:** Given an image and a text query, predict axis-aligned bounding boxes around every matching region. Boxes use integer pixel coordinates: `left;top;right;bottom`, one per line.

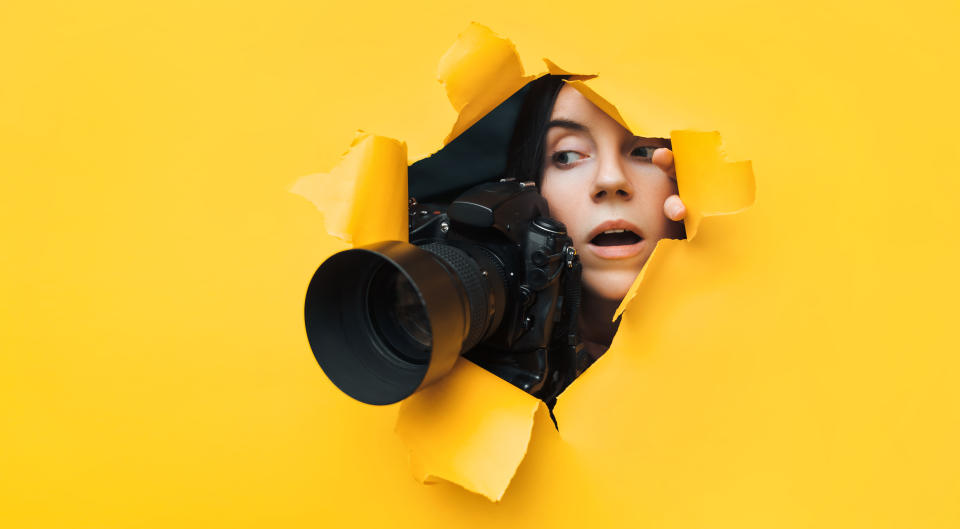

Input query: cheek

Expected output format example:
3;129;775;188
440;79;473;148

540;174;584;231
634;171;680;235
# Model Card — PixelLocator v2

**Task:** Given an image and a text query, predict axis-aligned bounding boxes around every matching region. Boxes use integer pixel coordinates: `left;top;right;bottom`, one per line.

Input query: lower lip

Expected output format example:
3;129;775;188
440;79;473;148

586;240;646;259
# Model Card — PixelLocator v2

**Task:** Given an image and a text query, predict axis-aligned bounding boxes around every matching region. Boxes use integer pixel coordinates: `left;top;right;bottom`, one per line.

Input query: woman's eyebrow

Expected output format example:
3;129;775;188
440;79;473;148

546;119;587;132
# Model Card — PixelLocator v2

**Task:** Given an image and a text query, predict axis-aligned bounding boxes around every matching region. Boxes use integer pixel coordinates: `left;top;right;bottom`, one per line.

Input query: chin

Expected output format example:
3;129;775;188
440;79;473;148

582;268;640;303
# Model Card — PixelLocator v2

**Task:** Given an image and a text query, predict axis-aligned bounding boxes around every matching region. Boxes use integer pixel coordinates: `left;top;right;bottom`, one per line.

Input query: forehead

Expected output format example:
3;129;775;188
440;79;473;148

549;85;628;134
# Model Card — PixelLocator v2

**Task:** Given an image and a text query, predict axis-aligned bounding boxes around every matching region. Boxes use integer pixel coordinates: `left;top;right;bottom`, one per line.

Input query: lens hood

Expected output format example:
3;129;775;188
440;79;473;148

304;241;470;405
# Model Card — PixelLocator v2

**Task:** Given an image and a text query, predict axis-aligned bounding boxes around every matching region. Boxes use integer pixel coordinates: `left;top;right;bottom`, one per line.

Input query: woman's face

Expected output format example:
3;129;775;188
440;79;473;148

540;85;683;302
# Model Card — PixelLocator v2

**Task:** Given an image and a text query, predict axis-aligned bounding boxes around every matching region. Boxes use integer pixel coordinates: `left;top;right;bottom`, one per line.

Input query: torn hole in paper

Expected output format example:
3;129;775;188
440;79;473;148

291;22;755;502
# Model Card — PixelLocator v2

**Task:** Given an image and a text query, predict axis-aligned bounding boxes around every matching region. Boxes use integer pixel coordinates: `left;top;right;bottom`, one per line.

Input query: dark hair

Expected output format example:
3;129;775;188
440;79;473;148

502;75;568;186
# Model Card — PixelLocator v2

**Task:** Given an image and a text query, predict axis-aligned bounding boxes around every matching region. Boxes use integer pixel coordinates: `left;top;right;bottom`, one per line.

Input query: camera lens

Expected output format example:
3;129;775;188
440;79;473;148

368;265;432;365
304;241;495;405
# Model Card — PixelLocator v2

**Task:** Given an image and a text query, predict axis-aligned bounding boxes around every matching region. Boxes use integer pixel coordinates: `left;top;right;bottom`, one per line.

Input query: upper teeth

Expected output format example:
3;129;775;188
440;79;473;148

603;229;625;234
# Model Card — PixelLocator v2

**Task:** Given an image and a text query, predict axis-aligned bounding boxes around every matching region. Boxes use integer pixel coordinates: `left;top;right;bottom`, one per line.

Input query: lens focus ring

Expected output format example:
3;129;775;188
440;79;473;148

420;243;489;351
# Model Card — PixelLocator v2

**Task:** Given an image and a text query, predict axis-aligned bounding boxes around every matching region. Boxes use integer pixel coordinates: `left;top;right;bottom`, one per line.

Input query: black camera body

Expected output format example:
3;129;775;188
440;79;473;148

409;182;583;402
304;181;584;407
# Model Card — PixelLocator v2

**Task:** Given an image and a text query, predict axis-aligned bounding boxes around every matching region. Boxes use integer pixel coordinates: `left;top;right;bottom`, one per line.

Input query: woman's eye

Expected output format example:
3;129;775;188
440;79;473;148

552;151;585;166
631;146;656;160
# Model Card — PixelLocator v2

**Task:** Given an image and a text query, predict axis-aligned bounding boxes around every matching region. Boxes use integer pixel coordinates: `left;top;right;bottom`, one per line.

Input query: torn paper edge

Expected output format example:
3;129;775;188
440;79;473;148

290;22;757;502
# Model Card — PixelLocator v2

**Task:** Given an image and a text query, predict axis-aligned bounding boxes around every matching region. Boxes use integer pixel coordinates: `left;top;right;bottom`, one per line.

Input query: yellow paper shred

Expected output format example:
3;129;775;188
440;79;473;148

395;358;546;502
671;130;756;239
542;58;598;81
437;23;534;145
290;132;408;246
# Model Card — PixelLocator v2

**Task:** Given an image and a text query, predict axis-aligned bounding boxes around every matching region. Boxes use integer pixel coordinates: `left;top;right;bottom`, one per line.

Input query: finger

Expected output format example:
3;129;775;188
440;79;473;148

664;194;686;221
652;147;675;178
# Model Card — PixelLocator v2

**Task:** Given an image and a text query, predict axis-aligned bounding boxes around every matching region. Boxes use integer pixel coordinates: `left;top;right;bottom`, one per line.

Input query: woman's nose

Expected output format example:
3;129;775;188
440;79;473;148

591;155;633;201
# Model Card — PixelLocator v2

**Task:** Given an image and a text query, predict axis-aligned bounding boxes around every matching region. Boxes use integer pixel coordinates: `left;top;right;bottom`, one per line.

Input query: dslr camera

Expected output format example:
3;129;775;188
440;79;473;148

303;181;585;407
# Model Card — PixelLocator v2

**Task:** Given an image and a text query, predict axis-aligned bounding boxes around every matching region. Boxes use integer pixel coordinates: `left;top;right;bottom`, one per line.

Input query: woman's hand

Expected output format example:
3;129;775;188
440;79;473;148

653;147;686;221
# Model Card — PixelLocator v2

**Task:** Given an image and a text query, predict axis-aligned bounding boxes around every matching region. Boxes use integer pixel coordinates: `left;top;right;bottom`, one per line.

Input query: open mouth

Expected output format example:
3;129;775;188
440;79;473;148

590;229;643;246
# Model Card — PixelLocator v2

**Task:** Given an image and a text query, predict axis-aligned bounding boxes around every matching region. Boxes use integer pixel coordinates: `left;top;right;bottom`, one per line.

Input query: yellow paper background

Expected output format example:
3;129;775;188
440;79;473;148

2;2;959;528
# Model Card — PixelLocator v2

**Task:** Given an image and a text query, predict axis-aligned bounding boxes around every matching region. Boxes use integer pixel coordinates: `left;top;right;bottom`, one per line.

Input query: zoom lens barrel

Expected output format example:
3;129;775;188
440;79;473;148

304;240;502;405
